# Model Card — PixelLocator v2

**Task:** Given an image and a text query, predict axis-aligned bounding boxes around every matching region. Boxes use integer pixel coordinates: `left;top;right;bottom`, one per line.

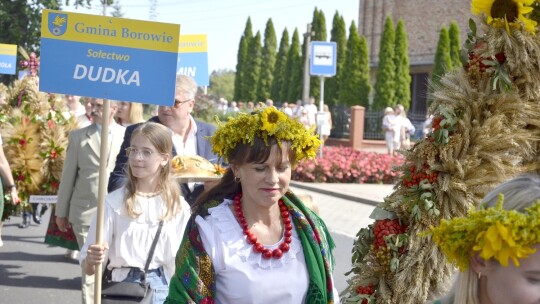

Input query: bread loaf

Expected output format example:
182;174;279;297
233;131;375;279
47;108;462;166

171;155;222;179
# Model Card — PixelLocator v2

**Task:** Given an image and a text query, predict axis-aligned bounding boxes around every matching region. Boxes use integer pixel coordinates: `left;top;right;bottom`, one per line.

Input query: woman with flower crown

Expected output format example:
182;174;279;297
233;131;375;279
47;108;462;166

165;106;338;303
428;174;540;304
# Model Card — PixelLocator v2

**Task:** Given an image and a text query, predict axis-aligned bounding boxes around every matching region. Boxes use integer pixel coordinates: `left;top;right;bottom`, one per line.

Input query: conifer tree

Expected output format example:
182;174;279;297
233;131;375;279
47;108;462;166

234;17;253;101
325;12;347;106
289;52;303;102
234;37;248;101
310;8;328;101
431;27;452;91
358;35;371;107
339;22;371;107
257;19;277;101
243;31;262;102
271;28;290;102
394;19;411;109
449;21;462;69
284;29;301;102
373;16;396;111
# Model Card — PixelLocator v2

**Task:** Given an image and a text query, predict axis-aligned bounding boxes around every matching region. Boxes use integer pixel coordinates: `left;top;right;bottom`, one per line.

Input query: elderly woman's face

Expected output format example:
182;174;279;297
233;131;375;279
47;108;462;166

479;244;540;304
233;144;291;209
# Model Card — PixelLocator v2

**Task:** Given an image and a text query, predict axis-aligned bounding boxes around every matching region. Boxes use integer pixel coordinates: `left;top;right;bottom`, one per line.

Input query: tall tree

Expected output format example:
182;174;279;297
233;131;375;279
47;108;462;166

394;19;411;109
243;31;262;102
309;8;328;101
284;29;301;102
256;19;277;101
449;21;462;69
233;17;253;101
0;0;61;84
431;27;452;91
373;16;396;111
271;28;290;102
339;22;370;107
209;69;235;101
325;12;347;106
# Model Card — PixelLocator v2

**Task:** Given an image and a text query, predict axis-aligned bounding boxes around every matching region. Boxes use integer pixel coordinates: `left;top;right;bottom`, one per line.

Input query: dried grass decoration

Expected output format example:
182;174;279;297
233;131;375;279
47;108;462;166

0;72;78;219
341;2;540;303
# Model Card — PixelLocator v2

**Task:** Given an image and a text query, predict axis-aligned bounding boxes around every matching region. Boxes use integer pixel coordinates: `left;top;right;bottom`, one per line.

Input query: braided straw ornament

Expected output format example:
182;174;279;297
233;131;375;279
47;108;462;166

342;15;540;304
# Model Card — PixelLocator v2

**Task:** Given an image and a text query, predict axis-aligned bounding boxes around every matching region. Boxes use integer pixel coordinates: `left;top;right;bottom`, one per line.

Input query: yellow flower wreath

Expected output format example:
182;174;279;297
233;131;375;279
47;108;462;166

210;106;320;162
425;194;540;270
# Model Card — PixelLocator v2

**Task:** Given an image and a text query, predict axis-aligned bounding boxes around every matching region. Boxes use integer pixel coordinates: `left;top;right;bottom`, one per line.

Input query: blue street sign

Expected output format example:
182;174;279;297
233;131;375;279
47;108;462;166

310;41;337;77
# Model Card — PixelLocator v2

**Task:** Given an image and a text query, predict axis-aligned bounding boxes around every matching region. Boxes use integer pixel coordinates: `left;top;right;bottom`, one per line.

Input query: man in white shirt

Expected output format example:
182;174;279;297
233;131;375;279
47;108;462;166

281;102;293;116
108;75;217;204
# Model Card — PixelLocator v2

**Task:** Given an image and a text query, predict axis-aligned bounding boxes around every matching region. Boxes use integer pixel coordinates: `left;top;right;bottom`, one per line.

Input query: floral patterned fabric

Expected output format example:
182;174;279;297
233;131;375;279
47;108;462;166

44;206;79;250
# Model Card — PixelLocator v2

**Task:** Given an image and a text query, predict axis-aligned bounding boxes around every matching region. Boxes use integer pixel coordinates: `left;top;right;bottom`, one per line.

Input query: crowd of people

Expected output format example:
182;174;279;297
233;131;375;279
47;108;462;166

3;75;540;304
0;75;335;304
216;96;333;142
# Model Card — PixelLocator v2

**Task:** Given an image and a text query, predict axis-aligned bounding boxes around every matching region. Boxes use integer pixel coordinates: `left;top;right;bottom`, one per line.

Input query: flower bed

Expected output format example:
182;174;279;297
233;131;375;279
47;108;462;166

292;146;404;184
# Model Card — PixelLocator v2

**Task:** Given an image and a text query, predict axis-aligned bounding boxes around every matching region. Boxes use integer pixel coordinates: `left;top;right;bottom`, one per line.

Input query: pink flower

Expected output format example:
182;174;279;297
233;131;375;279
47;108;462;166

292;146;404;184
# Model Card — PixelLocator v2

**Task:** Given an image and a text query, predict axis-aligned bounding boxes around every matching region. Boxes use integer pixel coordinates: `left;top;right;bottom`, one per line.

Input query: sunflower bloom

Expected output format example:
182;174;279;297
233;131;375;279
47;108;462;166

471;0;537;33
260;107;287;134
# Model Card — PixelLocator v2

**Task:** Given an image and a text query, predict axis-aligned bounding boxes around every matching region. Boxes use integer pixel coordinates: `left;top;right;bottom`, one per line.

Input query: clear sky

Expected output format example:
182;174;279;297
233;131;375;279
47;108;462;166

61;0;359;72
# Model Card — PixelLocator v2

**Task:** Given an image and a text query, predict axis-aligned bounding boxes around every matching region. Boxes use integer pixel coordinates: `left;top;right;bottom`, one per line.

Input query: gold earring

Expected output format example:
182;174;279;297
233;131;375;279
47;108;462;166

477;272;482;279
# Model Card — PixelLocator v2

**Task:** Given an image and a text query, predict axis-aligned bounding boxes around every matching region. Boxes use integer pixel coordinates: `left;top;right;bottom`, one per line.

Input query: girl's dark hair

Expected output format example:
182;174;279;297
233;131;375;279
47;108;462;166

192;136;295;214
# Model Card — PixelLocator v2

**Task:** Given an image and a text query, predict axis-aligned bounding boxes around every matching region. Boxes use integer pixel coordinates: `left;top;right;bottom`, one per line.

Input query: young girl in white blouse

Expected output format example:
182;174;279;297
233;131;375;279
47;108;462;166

80;122;191;304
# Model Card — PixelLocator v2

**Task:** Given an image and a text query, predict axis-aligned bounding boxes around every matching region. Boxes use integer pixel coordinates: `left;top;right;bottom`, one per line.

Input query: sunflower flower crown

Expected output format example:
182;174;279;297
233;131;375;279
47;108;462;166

210;106;321;162
426;194;540;271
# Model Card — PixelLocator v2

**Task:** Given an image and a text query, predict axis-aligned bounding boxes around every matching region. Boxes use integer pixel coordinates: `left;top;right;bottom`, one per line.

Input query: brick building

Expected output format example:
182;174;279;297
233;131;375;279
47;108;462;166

358;0;470;116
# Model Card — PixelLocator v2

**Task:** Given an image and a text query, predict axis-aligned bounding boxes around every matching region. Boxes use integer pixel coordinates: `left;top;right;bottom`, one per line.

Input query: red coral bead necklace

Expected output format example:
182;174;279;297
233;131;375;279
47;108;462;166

233;192;292;259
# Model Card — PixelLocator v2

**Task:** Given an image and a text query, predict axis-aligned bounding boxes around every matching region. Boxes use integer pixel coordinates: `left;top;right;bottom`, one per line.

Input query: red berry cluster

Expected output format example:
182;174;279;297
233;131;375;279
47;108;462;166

51;180;59;190
431;116;443;132
403;164;438;188
494;52;506;64
466;51;506;74
356;284;375;304
466;52;489;73
373;219;407;250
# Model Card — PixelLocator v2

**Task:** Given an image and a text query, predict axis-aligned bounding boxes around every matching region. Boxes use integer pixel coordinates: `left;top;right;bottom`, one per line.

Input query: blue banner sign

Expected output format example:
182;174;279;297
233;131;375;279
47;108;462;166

177;34;209;86
0;44;17;75
40;10;180;106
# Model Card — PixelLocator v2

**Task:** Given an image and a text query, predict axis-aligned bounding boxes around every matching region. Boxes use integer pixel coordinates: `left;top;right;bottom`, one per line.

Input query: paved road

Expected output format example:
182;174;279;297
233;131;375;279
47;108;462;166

289;186;379;293
0;210;80;303
0;183;392;302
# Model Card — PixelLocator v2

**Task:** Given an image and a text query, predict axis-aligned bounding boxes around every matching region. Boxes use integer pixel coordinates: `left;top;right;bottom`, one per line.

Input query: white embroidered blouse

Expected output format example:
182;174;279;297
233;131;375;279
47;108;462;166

80;187;191;284
196;199;310;303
